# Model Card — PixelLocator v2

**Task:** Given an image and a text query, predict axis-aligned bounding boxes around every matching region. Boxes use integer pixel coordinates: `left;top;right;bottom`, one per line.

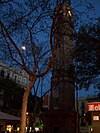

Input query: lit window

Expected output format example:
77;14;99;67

93;116;99;121
68;10;71;16
35;127;39;132
6;125;12;132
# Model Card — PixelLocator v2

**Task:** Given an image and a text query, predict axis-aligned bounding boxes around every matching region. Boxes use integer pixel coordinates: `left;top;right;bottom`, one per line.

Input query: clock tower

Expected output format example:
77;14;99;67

44;1;77;133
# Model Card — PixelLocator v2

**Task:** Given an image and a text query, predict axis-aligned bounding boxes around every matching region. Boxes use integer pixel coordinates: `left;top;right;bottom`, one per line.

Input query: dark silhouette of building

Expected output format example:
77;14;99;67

44;0;77;133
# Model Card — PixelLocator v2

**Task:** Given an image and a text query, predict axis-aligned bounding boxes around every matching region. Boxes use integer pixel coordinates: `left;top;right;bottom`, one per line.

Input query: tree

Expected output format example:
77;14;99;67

0;77;43;131
27;95;44;132
74;18;100;90
0;1;55;133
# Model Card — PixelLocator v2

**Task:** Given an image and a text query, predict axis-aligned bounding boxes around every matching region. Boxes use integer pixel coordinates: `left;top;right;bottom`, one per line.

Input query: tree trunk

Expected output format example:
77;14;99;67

20;79;35;133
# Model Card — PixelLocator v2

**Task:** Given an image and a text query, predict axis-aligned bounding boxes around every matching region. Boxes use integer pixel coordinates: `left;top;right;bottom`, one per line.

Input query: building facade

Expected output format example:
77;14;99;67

0;62;29;111
0;62;29;132
0;62;29;88
77;96;100;133
43;93;100;133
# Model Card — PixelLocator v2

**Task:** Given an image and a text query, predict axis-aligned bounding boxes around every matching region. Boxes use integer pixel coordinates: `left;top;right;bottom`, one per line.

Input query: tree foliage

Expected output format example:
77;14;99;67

74;18;100;90
0;1;55;133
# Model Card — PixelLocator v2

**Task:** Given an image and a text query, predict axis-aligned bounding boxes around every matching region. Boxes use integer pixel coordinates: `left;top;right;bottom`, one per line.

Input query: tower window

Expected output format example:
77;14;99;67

68;10;71;16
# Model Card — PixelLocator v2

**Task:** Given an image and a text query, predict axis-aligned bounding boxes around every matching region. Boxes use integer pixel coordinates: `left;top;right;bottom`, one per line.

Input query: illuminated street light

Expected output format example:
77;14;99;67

26;112;28;115
35;127;39;132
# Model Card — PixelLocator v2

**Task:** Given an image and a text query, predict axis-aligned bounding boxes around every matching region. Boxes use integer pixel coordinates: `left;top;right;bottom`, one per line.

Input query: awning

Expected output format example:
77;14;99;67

0;111;20;121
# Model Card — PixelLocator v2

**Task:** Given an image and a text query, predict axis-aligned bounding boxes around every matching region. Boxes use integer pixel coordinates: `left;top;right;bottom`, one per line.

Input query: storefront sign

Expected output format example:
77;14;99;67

87;102;100;111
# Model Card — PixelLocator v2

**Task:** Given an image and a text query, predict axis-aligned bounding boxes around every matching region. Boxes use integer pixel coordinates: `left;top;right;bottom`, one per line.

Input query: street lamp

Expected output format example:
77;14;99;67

35;127;39;132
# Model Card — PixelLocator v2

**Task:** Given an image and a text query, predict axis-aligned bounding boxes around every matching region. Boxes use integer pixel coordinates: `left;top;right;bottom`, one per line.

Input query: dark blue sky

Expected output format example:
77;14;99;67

88;0;100;18
72;0;100;25
78;0;100;97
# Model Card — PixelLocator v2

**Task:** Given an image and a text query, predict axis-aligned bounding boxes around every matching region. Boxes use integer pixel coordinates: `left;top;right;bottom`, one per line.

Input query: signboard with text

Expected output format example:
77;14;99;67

87;102;100;111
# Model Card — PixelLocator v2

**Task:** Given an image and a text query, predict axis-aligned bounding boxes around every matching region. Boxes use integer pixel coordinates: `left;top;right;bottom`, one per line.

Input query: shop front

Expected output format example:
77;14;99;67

0;111;20;132
87;102;100;133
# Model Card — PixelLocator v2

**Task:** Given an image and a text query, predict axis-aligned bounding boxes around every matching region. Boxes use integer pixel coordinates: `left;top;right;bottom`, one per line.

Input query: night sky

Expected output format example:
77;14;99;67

77;0;100;98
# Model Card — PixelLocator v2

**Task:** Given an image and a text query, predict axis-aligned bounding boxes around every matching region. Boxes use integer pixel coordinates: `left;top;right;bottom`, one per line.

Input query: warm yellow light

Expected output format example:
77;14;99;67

84;113;86;116
26;127;28;132
35;127;39;132
93;116;99;121
26;112;28;115
30;127;32;132
68;10;71;16
6;125;12;132
17;127;20;131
